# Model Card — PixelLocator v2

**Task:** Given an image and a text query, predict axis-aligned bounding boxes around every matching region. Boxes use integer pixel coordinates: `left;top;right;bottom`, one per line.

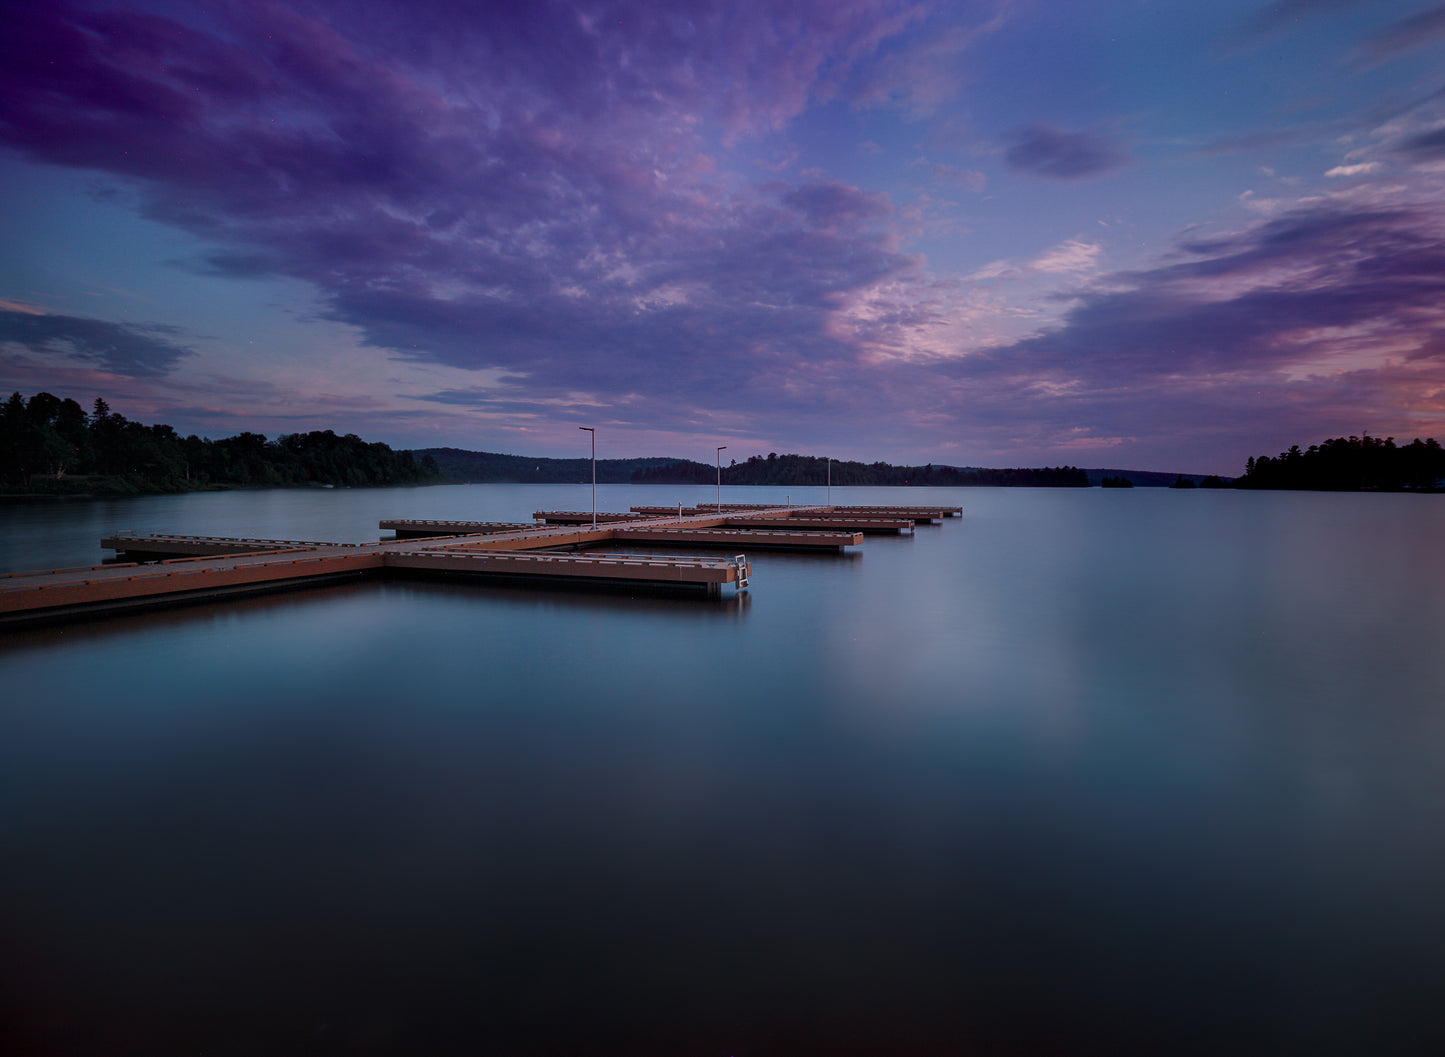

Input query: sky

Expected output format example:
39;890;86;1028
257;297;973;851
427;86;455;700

3;1;1445;474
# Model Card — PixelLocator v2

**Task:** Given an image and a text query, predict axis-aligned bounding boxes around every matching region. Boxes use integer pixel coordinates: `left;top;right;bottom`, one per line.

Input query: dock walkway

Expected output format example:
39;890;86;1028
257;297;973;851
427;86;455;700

2;504;959;625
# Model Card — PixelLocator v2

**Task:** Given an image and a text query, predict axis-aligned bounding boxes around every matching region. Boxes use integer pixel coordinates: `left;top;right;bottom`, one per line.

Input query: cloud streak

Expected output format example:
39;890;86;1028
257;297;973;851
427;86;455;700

0;309;194;377
1359;4;1445;62
1003;124;1130;180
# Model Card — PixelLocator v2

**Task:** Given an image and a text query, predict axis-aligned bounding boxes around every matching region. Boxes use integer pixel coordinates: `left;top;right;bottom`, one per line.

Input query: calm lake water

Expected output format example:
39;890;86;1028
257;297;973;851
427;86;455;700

3;484;1445;1056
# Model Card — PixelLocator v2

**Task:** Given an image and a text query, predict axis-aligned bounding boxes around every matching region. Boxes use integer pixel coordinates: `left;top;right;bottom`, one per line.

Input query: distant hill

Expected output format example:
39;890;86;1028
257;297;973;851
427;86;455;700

632;454;1089;487
412;447;685;484
414;448;1101;487
410;447;1227;488
1082;468;1230;487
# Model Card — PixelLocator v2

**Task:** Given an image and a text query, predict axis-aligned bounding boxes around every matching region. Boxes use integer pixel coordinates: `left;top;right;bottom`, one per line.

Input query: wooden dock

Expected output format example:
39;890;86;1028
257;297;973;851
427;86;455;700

1;503;959;626
101;533;368;559
378;519;539;539
712;516;913;534
1;549;380;625
533;510;667;525
386;550;750;590
632;504;960;524
610;526;863;552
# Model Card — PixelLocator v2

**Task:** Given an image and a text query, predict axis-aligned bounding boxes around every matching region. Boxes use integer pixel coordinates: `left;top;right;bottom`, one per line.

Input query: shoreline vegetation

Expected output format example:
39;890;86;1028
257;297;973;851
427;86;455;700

2;392;440;497
4;392;1441;497
1236;435;1445;492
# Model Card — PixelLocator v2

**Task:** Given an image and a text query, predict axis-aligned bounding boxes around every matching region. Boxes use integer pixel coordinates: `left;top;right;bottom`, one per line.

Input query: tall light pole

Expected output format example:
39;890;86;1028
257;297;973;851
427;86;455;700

716;445;727;513
827;456;831;506
579;426;595;527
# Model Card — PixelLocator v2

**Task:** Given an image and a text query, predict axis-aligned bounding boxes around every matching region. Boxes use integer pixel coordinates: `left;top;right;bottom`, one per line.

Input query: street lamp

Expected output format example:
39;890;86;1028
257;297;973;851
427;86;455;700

827;456;831;506
716;445;727;513
579;426;596;527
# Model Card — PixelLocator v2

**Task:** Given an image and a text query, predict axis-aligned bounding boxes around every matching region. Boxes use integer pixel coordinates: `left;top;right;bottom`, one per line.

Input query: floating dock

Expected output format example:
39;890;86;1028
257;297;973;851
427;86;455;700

0;549;380;625
1;503;959;626
609;526;862;552
708;516;913;534
632;504;960;525
378;519;539;539
386;550;750;590
101;533;368;559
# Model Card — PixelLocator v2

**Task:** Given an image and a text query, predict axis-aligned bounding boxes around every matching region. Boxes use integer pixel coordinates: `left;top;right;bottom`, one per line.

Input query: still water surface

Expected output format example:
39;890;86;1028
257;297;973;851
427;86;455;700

3;485;1445;1055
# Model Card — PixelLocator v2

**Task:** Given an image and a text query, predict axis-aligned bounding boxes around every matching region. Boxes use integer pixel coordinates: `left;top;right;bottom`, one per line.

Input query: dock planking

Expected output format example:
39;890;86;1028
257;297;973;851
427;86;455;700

611;526;863;552
630;503;960;524
379;519;538;538
1;548;380;626
532;510;669;524
718;516;913;534
386;550;749;595
101;534;363;559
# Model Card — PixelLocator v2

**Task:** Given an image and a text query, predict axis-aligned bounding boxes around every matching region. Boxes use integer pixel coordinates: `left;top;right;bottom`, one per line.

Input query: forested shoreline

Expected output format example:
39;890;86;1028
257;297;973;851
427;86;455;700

2;392;439;495
1237;435;1445;491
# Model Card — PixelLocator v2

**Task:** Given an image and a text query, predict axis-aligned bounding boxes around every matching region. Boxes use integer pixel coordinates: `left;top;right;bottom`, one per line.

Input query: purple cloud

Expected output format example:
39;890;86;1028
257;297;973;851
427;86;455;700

927;162;986;192
0;309;194;377
1394;125;1445;160
1230;0;1371;41
1003;124;1129;180
0;0;923;418
782;182;892;231
1360;5;1445;61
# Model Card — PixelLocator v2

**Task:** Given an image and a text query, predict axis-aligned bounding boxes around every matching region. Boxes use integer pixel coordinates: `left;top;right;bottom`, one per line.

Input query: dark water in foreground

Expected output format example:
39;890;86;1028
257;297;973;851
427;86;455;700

3;484;1445;1056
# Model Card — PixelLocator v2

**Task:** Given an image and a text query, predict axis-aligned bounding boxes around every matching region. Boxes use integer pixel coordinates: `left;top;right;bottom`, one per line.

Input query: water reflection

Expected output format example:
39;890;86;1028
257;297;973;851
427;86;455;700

3;487;1445;1055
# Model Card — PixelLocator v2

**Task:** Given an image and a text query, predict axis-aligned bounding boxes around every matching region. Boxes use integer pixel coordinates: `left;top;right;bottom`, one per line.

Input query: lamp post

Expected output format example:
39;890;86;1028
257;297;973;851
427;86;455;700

827;456;831;506
716;446;727;513
579;426;595;527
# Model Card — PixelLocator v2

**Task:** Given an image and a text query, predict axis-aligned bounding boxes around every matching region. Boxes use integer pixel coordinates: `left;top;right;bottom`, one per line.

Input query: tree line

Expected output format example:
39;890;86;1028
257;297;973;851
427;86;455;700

632;452;1089;487
2;392;440;494
1237;435;1445;491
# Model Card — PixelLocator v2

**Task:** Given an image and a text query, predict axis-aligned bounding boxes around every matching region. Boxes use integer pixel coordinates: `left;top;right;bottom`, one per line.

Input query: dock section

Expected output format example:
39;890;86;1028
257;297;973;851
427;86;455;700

611;526;862;552
385;550;749;596
101;533;364;560
533;510;668;525
715;516;912;535
2;503;957;625
1;549;380;625
631;504;960;524
811;506;962;524
379;519;537;539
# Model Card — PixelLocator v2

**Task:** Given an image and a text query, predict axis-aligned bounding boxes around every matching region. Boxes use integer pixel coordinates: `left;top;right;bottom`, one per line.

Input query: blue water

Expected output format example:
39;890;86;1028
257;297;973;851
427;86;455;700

3;485;1445;1055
